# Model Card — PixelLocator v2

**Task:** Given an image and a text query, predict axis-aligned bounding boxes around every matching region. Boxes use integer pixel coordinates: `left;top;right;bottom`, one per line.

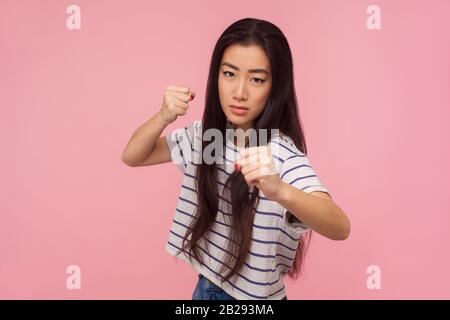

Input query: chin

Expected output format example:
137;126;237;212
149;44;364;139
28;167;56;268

229;117;253;129
227;117;246;125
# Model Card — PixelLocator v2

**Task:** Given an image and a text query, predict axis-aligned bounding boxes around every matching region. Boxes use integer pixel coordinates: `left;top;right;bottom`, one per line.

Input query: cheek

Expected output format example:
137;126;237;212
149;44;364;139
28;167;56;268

252;105;266;117
254;92;269;109
217;77;222;92
218;80;230;111
218;78;228;97
219;77;231;87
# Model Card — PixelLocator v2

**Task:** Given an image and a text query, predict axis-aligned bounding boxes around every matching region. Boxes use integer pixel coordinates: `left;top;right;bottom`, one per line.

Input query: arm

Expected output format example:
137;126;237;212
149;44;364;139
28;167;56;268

275;184;351;241
121;85;195;167
121;111;171;167
235;146;350;241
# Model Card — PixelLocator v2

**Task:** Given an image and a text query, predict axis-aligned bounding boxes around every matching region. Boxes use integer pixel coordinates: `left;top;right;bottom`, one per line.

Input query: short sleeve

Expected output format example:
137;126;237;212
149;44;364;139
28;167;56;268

279;152;331;231
165;120;200;173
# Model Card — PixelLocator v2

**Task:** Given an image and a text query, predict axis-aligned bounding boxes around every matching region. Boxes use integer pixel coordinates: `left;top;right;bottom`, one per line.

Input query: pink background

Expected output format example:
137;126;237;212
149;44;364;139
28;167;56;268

1;0;449;299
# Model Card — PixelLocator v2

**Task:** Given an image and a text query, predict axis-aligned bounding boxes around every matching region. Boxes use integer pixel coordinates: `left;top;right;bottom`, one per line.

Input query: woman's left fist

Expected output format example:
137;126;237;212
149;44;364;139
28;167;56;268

235;146;283;201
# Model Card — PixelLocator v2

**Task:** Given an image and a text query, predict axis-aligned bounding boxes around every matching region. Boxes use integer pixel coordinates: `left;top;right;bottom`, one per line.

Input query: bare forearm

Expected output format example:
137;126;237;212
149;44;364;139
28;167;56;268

275;182;350;240
121;111;168;166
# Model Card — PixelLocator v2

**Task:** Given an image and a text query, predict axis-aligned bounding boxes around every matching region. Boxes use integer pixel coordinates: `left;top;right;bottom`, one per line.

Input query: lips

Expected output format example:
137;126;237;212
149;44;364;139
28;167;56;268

230;105;249;116
230;105;249;110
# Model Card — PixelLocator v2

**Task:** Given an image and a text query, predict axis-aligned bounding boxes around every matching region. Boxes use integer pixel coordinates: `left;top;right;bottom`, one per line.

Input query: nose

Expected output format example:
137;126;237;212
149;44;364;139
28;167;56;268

233;79;248;101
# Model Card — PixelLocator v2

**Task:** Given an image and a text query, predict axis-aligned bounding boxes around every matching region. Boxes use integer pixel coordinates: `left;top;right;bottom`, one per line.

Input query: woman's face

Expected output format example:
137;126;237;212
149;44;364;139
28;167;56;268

218;44;272;132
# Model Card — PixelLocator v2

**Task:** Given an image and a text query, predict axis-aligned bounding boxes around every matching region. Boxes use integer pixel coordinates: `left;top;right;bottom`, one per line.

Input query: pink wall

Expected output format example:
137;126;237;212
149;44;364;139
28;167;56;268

1;0;449;299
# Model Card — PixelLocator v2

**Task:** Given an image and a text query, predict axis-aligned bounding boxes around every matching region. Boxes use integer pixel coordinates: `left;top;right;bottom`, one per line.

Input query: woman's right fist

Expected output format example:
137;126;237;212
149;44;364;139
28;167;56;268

159;85;195;125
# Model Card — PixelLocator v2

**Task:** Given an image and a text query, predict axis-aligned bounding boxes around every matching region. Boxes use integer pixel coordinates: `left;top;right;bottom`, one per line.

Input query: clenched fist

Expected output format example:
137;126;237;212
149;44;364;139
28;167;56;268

159;85;196;125
235;146;283;201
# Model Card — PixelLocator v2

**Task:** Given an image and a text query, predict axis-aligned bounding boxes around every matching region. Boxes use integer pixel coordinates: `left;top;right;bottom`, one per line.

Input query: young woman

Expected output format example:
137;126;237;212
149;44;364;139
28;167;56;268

122;18;350;300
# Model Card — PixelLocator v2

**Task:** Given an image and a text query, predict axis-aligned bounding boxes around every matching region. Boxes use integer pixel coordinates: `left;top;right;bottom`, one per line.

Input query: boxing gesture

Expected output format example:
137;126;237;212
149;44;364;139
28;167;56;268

235;146;283;201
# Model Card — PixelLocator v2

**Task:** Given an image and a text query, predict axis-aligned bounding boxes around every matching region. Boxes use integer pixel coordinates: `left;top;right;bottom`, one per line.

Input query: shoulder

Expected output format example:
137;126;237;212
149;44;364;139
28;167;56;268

269;133;306;162
182;120;202;138
192;120;202;134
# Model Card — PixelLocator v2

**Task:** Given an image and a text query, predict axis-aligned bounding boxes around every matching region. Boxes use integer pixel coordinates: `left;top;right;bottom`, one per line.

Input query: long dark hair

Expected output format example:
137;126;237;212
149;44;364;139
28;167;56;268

179;17;311;284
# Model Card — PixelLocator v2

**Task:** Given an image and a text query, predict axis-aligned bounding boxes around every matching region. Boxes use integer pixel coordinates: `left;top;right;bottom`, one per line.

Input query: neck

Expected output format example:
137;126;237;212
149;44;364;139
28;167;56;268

233;135;248;149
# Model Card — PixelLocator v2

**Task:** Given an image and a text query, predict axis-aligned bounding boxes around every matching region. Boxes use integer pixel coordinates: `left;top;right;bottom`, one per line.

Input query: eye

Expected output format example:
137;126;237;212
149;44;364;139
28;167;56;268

222;71;266;84
253;77;266;84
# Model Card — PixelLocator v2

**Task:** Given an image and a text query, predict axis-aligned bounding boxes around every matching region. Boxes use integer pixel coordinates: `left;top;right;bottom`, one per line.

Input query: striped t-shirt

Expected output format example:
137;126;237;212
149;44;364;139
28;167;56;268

165;120;330;300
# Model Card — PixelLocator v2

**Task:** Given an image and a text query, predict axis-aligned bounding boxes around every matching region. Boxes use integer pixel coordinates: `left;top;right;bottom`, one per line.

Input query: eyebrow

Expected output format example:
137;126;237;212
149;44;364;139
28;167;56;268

221;62;270;75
